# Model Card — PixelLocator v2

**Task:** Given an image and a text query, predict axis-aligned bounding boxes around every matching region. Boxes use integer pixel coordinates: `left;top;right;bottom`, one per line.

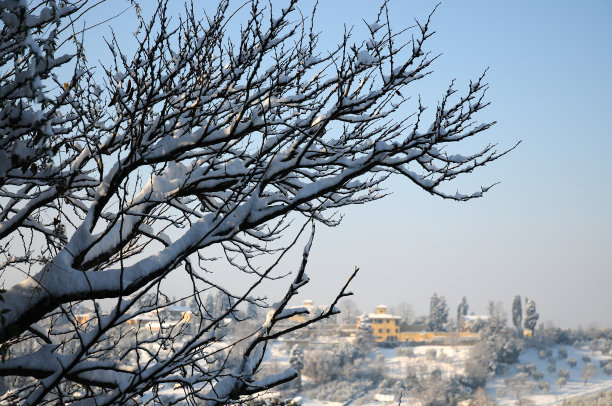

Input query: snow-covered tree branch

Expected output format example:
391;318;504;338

0;0;514;403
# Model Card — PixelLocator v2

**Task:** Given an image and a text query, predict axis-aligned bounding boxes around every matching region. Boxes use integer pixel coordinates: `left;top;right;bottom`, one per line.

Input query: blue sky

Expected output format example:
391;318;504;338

84;1;611;327
302;0;612;327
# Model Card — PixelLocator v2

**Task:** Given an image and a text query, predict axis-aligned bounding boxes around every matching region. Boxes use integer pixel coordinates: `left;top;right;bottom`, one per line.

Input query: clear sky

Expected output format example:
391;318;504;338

80;1;612;328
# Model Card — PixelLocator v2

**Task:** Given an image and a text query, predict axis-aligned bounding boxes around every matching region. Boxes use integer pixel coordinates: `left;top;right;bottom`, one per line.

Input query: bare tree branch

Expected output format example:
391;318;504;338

0;0;513;403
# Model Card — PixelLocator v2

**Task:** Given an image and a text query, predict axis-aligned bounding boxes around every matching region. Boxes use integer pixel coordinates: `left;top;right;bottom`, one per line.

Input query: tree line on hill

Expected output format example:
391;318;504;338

415;292;540;336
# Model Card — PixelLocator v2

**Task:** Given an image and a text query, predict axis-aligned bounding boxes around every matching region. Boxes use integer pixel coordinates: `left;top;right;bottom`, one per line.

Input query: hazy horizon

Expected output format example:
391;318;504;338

289;0;612;329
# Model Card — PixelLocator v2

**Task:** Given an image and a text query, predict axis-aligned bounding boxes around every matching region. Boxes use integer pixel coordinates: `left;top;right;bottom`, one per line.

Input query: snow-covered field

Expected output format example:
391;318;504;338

141;337;612;405
377;345;471;378
489;345;612;405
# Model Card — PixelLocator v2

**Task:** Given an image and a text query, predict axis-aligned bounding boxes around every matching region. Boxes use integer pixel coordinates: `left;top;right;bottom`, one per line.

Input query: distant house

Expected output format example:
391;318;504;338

69;303;96;326
125;305;195;333
125;311;160;330
357;305;401;342
286;300;336;324
164;305;194;324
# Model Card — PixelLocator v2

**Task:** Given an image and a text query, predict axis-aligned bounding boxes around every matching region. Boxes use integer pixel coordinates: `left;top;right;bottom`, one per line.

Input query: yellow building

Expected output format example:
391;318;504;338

357;305;480;344
290;299;315;323
357;305;401;342
399;331;479;344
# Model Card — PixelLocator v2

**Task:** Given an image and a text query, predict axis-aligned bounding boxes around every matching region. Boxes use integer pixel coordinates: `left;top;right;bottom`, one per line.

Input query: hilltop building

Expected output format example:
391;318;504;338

357;305;401;342
286;300;337;324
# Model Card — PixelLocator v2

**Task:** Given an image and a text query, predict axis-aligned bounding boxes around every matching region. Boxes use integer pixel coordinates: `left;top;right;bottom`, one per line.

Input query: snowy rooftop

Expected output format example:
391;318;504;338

367;313;400;319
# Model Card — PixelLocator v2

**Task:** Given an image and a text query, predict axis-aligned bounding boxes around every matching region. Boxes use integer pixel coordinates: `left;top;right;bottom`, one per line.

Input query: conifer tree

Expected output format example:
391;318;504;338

289;344;305;389
457;296;469;331
512;295;523;338
524;297;539;336
429;292;449;331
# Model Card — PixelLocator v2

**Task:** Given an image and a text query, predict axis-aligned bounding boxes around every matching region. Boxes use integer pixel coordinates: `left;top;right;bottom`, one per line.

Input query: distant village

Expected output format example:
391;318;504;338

70;297;514;345
287;301;482;345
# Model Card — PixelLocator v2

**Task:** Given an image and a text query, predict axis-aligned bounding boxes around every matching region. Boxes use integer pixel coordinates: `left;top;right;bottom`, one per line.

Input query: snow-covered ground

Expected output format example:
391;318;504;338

489;344;612;405
264;339;612;405
377;345;471;378
142;337;612;405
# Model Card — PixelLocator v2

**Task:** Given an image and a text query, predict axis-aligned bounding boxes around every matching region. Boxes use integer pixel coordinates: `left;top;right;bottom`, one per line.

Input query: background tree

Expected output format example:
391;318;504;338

247;300;261;321
289;344;305;390
512;294;523;338
524;298;540;336
581;362;596;385
470;387;497;406
393;302;415;326
339;298;361;325
456;296;469;331
505;372;536;405
302;349;341;385
0;0;511;403
429;292;449;332
214;290;237;320
463;341;495;389
487;300;507;333
203;292;216;319
356;313;375;351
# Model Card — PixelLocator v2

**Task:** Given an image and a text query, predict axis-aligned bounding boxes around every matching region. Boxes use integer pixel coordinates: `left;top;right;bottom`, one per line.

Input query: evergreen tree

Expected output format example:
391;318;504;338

289;344;305;389
357;314;373;334
457;296;469;331
356;313;374;350
524;297;539;336
439;295;449;330
429;293;438;331
429;293;449;331
512;295;523;338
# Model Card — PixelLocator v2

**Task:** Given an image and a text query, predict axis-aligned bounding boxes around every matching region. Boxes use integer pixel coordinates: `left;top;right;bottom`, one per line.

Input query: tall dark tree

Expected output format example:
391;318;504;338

512;294;523;338
524;297;539;336
289;344;305;390
457;296;469;331
0;0;513;403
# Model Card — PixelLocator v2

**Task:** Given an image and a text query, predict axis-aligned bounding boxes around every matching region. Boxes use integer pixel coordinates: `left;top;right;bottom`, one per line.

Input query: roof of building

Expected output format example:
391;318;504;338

366;313;400;320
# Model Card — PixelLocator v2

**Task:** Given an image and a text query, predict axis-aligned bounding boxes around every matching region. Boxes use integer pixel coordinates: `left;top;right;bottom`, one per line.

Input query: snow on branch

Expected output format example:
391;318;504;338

0;0;513;403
